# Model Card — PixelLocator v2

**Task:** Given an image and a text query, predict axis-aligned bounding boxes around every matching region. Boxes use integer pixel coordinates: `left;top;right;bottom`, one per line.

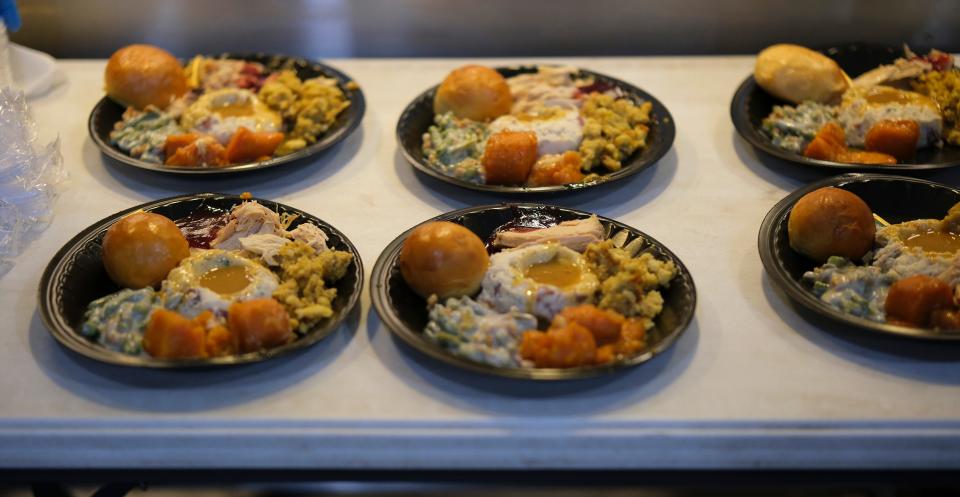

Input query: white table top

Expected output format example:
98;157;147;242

3;57;960;470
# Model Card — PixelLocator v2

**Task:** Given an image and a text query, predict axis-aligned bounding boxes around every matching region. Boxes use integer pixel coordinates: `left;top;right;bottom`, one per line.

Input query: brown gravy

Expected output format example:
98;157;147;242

199;265;251;295
904;230;960;253
862;87;936;109
525;259;582;288
214;103;255;118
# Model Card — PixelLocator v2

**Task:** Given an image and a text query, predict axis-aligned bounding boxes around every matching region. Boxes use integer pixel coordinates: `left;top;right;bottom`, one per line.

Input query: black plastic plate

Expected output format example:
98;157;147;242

731;43;960;171
758;173;960;340
370;203;697;380
38;193;365;367
397;66;676;193
89;54;365;174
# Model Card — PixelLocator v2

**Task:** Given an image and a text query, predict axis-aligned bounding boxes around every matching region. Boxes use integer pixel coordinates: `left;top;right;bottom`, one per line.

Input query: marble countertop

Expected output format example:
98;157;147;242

2;57;960;470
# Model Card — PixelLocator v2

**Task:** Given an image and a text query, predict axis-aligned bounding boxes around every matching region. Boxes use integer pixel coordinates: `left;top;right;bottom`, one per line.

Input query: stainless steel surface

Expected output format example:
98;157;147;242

13;0;960;58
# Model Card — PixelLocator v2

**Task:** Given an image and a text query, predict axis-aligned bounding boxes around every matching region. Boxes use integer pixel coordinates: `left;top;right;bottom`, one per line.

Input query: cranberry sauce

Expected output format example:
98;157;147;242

575;80;616;96
175;203;230;249
485;207;560;254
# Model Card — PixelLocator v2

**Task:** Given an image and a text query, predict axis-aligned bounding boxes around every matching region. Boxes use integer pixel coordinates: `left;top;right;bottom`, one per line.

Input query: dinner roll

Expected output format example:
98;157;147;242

399;221;490;299
102;211;190;289
754;44;849;104
434;65;512;121
105;44;188;110
787;187;875;262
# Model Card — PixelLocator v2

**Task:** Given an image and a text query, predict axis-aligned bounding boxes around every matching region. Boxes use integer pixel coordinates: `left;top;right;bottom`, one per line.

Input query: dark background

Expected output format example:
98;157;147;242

12;0;960;58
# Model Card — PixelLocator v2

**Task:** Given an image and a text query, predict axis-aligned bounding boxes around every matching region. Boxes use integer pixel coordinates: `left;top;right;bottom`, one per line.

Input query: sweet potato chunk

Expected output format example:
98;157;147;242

227;298;294;353
205;323;237;357
555;304;625;344
143;309;207;359
836;150;897;165
931;309;960;330
803;122;846;161
520;322;597;368
225;126;285;164
165;137;227;167
526;151;585;187
163;133;202;159
521;305;650;367
617;318;647;356
481;130;539;185
865;120;920;162
804;122;897;165
885;275;955;327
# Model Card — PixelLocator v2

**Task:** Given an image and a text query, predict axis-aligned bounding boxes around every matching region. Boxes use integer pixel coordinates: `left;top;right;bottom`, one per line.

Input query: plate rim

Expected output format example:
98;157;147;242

729;43;960;171
37;192;366;368
88;53;366;175
369;202;698;380
757;172;960;341
395;65;677;194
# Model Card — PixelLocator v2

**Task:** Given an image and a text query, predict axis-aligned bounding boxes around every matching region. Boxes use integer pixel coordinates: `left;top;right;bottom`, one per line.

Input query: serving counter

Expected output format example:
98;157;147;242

2;56;960;472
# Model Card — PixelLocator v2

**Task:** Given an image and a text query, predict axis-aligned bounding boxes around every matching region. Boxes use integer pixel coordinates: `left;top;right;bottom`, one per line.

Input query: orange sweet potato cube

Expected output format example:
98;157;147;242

143;308;208;359
227;298;293;353
164;139;227;167
803;122;846;161
163;133;202;159
864;120;920;162
205;324;237;357
225;127;285;164
836;150;897;165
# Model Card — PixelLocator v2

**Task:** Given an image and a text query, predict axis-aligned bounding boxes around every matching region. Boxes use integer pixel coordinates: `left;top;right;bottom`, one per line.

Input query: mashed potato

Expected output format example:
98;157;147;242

181;88;283;144
488;106;583;156
161;250;280;318
838;86;942;148
479;243;599;320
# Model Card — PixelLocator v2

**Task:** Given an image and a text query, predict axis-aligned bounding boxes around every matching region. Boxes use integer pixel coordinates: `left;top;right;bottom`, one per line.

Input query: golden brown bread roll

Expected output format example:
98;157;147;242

105;44;188;110
754;44;850;104
102;211;190;289
787;187;875;262
399;221;490;299
433;65;512;121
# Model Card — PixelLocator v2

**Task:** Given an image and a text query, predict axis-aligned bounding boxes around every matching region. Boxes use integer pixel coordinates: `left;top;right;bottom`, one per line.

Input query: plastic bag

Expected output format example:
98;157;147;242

0;88;65;274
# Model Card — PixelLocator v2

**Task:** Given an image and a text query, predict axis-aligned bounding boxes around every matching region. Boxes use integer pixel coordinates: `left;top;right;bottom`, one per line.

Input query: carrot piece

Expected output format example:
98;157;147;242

225;127;285;164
